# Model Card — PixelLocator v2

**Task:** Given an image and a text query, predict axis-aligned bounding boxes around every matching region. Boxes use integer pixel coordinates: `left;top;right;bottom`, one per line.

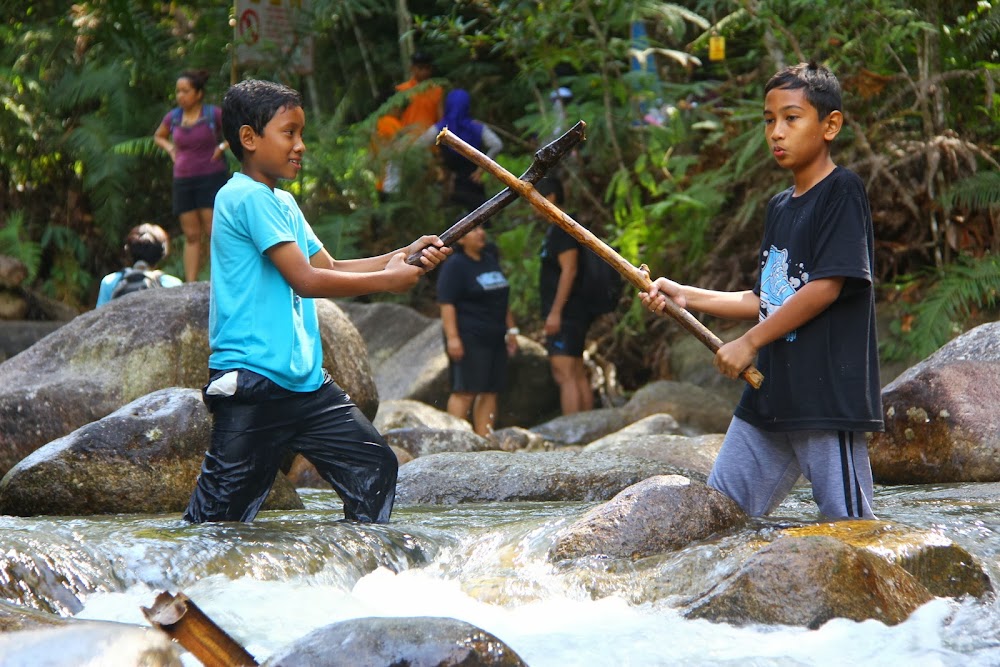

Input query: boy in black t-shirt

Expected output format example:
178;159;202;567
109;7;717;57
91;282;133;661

641;62;883;520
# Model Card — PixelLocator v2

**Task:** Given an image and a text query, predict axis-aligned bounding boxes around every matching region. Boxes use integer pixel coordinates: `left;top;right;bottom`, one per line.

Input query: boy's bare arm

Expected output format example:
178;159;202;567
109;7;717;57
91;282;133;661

641;277;760;321
269;242;431;298
326;236;449;274
714;276;844;378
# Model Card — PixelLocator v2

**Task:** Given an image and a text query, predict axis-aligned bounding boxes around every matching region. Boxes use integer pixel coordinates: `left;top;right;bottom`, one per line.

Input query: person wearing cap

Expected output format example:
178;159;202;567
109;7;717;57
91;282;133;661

395;52;443;133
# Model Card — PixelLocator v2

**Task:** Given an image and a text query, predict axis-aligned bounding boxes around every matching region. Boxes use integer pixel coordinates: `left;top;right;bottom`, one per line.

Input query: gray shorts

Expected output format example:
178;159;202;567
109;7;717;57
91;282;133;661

707;416;876;520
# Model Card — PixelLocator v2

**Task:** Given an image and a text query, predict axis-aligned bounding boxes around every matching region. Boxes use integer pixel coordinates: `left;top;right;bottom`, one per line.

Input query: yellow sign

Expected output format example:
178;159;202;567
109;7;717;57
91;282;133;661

709;35;726;62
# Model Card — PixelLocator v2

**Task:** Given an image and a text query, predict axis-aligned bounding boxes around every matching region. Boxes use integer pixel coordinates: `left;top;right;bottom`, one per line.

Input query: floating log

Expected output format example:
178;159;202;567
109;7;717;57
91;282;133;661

142;591;259;667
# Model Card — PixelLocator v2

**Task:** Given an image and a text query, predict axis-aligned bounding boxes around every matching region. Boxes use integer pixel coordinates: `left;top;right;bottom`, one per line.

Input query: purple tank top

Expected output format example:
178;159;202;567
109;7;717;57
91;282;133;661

162;106;228;179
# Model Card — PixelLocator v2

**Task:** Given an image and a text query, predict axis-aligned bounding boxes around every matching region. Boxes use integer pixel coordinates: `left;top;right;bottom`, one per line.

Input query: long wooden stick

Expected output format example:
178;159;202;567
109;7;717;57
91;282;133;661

406;121;587;265
436;127;765;389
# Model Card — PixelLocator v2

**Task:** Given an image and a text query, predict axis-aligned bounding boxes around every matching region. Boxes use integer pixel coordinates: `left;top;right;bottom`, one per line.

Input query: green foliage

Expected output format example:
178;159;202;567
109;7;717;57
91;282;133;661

883;254;1000;361
940;171;1000;211
0;211;42;281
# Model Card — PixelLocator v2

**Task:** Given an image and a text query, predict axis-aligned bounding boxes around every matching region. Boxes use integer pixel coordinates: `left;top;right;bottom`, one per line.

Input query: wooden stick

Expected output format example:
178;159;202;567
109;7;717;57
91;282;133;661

406;121;587;265
436;126;765;389
142;591;259;667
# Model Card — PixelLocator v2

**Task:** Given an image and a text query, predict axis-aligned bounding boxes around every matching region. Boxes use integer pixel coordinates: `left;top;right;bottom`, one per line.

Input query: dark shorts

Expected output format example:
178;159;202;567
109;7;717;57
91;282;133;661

173;171;229;216
545;317;592;357
185;368;397;524
448;336;507;394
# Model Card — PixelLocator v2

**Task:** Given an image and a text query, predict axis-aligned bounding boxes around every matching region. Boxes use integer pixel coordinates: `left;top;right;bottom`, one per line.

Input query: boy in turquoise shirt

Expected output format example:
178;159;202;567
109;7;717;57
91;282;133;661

184;79;449;523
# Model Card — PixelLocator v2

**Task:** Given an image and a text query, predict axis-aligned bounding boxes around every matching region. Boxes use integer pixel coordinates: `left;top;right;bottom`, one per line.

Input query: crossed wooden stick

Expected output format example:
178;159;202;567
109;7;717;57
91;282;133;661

415;122;764;389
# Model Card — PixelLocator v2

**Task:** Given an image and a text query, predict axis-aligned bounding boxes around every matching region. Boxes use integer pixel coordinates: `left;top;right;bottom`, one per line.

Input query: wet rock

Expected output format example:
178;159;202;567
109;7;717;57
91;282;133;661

621;380;734;435
396;450;693;504
264;615;526;666
870;321;1000;483
783;520;993;599
684;535;934;628
0;621;181;666
0;285;377;477
0;387;302;517
550;475;747;561
0;599;70;632
529;407;631;447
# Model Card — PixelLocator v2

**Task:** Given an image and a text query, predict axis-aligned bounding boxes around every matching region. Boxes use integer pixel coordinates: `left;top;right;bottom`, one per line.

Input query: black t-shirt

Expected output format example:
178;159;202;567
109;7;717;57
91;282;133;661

735;167;884;433
436;246;510;342
539;224;587;320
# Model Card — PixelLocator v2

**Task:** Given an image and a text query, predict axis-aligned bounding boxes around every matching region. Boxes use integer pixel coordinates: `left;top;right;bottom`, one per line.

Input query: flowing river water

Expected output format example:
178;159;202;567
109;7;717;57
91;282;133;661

4;482;1000;666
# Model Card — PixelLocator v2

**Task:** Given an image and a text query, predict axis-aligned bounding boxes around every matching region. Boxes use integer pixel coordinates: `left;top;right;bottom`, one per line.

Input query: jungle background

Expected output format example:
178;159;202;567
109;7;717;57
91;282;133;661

1;0;998;392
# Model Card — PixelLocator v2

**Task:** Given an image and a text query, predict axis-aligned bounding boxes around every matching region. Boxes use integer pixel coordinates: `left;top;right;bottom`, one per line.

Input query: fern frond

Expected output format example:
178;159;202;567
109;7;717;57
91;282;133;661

939;171;1000;211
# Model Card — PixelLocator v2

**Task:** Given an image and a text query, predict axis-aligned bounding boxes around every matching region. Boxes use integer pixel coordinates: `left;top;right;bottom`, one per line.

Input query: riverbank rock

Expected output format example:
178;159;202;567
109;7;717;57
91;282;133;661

337;300;560;428
374;399;473;432
0;387;302;517
264;616;526;667
529;407;631;447
550;475;747;561
684;535;934;628
870;321;1000;483
384;427;495;459
583;432;723;479
396;450;693;504
0;285;377;477
620;380;734;435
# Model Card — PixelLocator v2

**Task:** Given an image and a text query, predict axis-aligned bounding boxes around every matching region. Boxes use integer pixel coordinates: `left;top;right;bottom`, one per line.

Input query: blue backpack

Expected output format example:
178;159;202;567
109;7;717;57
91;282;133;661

170;104;218;136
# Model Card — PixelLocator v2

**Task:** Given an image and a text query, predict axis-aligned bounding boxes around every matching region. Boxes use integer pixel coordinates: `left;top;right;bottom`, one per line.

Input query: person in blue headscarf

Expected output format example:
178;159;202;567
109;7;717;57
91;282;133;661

418;88;504;213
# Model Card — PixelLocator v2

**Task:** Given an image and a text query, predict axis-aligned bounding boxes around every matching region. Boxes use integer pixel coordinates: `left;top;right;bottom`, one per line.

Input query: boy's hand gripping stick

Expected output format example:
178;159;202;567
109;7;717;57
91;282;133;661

405;121;587;266
435;125;765;390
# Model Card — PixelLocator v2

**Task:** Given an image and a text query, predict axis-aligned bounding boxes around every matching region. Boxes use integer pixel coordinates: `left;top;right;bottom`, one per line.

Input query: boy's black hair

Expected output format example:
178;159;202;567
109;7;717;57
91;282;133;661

125;223;169;266
764;61;842;121
411;51;433;66
534;176;564;206
221;79;303;162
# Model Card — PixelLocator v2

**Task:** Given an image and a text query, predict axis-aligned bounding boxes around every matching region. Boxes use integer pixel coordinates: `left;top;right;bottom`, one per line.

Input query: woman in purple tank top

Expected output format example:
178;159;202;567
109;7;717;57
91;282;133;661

153;69;229;282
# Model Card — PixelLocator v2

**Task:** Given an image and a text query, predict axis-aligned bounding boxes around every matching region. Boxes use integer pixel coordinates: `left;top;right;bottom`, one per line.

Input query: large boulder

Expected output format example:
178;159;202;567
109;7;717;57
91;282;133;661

0;284;377;477
550;475;747;561
396;450;694;504
529;407;631;448
0;387;302;517
337;300;560;428
783;520;992;599
683;535;934;628
264;616;526;667
870;321;1000;483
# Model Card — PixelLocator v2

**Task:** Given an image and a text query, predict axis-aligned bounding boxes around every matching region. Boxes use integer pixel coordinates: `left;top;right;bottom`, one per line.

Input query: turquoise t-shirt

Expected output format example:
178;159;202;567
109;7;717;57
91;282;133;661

208;172;324;392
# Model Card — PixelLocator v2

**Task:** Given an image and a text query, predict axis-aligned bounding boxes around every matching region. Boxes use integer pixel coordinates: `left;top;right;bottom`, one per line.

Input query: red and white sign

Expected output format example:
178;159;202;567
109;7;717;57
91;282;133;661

235;0;314;75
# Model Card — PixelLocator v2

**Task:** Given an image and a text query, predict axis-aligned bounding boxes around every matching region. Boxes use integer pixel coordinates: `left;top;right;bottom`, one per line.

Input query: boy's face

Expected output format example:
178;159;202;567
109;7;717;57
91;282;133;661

763;86;840;174
240;105;306;189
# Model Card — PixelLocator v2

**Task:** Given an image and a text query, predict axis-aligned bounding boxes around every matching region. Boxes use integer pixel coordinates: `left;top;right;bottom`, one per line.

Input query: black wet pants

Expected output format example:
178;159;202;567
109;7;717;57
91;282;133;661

184;369;397;524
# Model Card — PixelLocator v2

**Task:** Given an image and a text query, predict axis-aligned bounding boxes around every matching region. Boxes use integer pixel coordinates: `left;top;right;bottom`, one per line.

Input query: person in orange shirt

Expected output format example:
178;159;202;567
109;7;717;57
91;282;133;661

395;52;443;132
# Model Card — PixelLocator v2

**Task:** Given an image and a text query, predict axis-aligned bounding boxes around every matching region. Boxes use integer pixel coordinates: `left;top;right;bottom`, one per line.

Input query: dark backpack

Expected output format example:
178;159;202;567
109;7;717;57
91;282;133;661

110;267;162;300
170;104;218;136
579;246;624;317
